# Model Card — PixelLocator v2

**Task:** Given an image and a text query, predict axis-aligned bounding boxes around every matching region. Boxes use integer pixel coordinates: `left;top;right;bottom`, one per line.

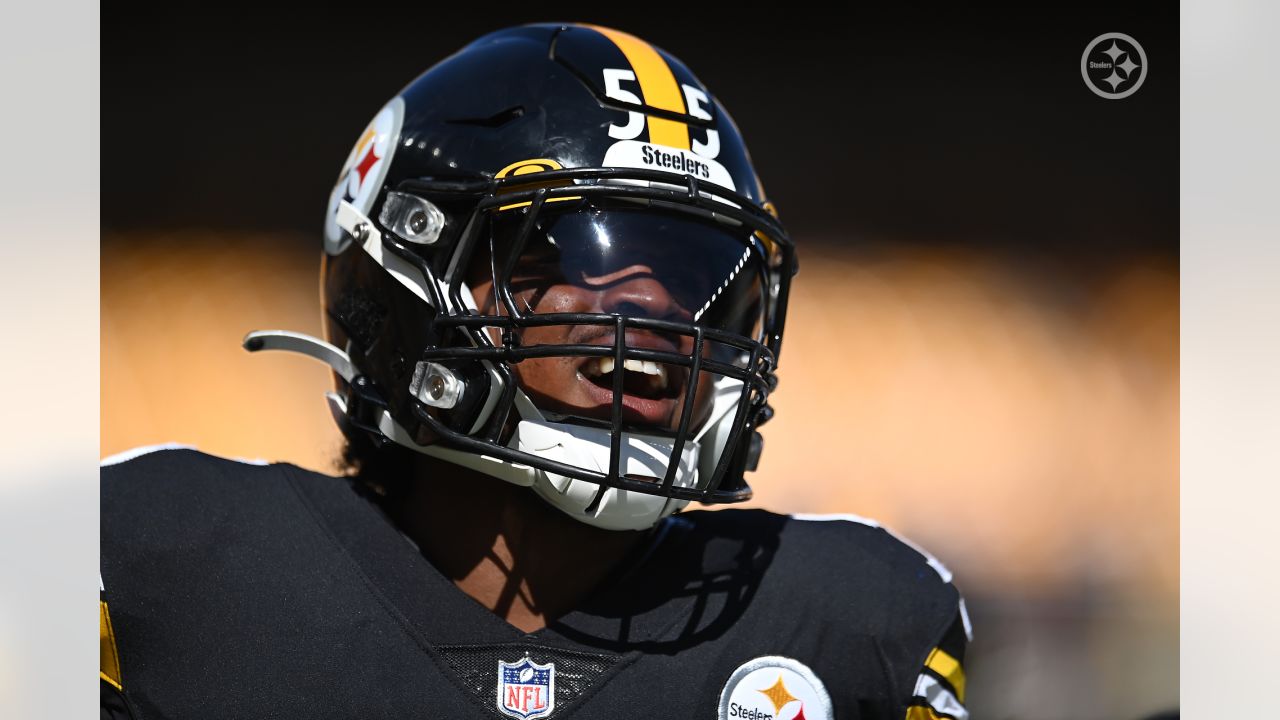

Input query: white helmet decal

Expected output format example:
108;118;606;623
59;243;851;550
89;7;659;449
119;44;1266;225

324;97;404;255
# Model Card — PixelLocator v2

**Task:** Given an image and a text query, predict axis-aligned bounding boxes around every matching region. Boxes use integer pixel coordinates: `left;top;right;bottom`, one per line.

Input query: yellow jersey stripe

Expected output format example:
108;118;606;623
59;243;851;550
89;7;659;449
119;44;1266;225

100;600;123;690
925;646;966;702
585;25;690;150
904;704;949;720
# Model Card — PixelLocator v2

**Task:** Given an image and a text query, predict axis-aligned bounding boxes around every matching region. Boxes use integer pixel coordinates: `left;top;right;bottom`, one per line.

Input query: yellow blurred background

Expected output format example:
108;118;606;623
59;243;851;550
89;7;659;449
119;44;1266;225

102;231;1177;718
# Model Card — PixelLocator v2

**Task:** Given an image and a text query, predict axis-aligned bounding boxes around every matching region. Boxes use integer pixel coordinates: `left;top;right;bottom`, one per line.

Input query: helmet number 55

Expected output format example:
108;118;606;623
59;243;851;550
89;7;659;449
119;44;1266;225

602;68;720;159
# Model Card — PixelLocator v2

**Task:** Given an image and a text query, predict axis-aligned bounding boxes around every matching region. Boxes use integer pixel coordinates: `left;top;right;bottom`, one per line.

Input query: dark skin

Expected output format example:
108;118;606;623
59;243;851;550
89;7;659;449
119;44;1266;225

386;251;716;633
386;454;650;634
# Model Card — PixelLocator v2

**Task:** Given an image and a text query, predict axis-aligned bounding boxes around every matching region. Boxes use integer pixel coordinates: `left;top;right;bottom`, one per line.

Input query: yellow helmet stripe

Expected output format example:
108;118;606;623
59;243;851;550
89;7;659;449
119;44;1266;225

584;25;690;150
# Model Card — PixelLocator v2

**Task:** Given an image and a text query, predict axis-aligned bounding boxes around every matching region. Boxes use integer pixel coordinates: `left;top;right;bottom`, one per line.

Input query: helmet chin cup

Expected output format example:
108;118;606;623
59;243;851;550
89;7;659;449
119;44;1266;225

514;418;698;531
534;482;690;532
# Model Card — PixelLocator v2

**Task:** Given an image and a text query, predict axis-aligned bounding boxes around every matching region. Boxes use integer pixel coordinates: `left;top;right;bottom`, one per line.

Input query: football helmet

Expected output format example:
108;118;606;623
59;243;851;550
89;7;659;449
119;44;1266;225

246;23;796;530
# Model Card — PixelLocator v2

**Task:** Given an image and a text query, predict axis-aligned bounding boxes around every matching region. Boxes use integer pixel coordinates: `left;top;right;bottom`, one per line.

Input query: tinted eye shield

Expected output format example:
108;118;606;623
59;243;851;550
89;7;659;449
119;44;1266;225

486;204;764;339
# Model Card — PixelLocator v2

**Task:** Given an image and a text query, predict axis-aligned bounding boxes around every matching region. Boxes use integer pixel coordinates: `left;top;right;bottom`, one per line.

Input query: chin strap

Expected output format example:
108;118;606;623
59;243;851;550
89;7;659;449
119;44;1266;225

243;330;356;382
242;329;538;487
325;391;538;487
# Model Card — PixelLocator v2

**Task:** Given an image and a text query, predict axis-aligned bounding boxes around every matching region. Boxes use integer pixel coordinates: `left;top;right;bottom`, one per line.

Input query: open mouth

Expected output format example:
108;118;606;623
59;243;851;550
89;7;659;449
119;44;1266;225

580;356;682;401
572;343;692;428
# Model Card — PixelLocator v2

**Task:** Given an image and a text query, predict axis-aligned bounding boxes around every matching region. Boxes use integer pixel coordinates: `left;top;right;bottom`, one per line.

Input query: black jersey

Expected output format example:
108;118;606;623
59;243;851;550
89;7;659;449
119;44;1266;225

100;447;970;720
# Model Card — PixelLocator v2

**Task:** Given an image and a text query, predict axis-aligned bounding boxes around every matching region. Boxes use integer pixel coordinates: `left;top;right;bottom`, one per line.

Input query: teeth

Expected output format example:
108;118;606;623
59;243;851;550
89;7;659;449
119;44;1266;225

582;357;669;391
582;357;616;377
647;362;669;390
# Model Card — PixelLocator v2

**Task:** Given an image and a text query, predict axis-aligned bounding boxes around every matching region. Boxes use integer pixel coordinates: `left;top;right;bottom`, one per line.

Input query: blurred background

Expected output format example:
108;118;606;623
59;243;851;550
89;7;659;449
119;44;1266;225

102;5;1177;718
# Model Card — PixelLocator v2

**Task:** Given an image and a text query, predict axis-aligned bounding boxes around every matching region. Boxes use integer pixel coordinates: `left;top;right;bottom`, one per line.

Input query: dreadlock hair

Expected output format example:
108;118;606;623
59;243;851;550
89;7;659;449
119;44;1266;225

337;429;417;503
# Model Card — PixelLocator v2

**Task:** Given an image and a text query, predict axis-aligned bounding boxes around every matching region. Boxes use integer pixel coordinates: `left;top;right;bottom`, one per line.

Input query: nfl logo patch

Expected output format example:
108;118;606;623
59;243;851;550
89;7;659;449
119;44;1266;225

497;657;556;719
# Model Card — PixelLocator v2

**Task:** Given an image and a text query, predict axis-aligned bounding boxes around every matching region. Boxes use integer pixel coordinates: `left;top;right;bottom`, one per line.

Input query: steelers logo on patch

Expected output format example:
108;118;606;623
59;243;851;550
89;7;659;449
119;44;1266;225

324;96;404;254
718;656;833;720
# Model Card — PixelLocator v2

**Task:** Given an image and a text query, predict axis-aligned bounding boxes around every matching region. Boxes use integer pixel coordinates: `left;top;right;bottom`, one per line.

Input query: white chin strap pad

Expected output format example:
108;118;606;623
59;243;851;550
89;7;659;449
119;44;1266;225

513;419;698;531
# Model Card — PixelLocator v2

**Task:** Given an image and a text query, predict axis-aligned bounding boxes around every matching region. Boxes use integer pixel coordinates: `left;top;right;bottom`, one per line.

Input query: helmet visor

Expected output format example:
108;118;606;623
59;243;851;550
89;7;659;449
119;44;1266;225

477;200;767;346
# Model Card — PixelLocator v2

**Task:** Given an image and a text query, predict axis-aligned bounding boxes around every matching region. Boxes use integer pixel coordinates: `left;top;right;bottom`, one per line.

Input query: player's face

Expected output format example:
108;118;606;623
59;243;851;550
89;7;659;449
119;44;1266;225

468;247;718;433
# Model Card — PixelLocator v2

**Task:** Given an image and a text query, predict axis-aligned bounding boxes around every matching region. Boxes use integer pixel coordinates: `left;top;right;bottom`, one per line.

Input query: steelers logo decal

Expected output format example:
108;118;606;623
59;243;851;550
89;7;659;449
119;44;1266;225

324;96;404;254
718;656;833;720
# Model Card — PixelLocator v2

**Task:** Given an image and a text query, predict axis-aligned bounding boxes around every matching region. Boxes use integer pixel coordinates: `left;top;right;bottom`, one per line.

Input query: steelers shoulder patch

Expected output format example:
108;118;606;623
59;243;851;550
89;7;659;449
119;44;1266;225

718;656;833;720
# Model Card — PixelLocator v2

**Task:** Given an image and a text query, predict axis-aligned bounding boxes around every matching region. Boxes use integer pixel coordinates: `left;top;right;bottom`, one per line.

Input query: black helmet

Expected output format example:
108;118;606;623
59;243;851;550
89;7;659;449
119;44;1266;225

247;23;796;530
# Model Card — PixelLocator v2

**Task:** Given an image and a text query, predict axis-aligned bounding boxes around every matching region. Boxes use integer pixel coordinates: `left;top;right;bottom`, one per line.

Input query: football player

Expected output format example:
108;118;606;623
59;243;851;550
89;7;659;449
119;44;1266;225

101;23;971;720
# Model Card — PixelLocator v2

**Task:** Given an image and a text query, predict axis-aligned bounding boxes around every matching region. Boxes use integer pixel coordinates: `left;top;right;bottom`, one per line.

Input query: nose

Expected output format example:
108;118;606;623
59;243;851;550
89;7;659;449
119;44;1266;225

588;263;684;321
